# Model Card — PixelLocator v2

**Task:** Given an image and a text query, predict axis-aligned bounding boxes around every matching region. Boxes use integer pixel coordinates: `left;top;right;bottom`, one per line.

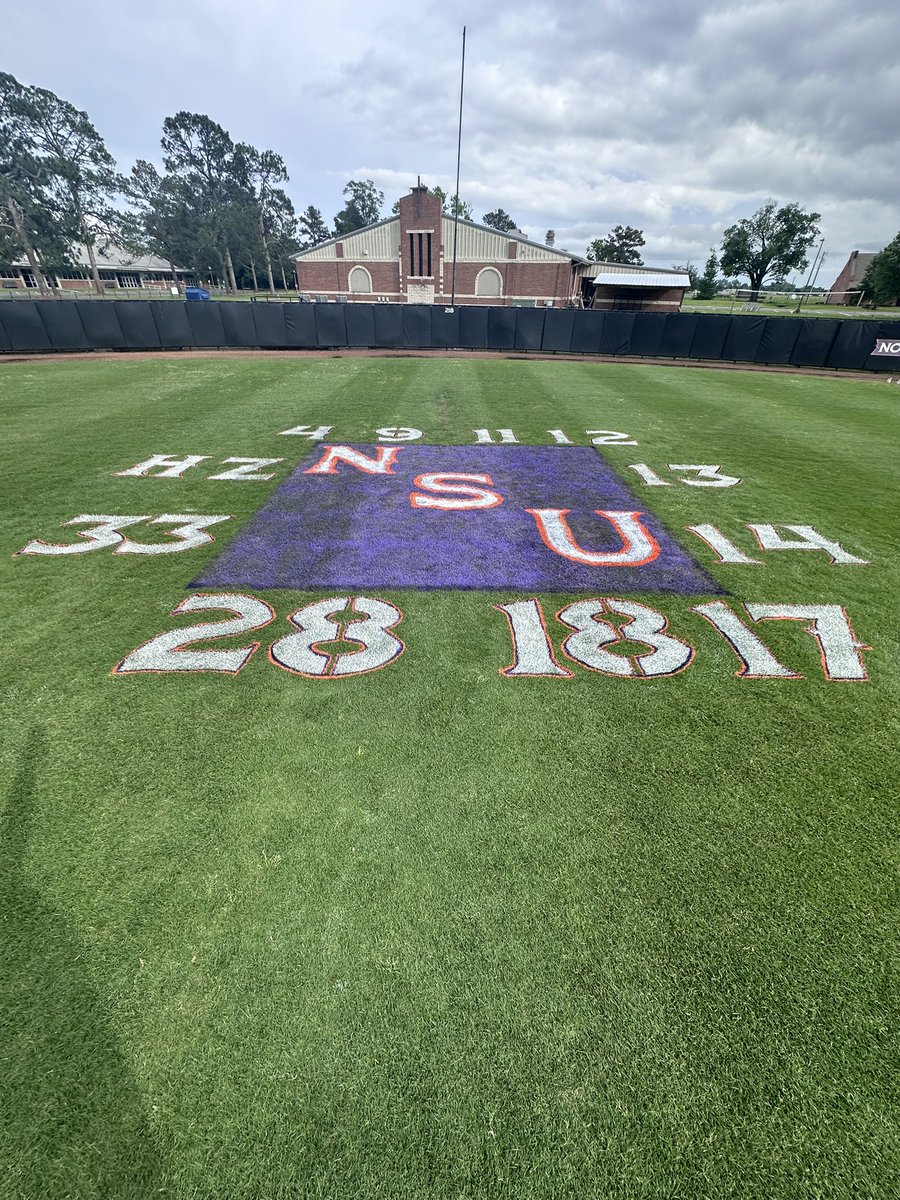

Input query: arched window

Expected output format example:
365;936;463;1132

475;267;502;297
348;266;372;293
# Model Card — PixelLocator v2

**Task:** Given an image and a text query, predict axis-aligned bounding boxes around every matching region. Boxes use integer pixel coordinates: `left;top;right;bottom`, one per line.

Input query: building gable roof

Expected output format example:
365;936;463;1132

8;243;185;273
293;216;399;259
293;214;583;263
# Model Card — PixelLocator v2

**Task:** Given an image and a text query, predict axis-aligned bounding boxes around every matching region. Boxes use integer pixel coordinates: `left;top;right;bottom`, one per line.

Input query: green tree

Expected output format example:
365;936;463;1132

861;233;900;306
333;180;383;235
298;205;331;247
0;73;82;294
694;252;719;300
447;193;472;220
160;111;251;292
241;146;293;295
3;75;121;292
120;159;200;284
672;261;699;289
719;200;820;301
267;197;301;289
221;160;262;292
482;208;517;232
586;225;645;264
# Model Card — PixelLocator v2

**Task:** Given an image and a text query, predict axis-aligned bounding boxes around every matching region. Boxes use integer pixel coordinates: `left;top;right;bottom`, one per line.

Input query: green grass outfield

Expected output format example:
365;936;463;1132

1;355;898;1199
682;295;899;320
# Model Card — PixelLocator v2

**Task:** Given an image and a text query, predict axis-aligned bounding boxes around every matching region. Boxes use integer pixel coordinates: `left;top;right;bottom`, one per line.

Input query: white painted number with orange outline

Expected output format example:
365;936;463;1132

495;600;572;677
497;599;869;682
114;594;274;674
115;594;405;679
17;514;231;556
496;598;692;678
628;463;741;487
269;597;404;678
586;430;638;445
745;603;870;681
686;523;868;565
691;601;869;681
557;598;694;677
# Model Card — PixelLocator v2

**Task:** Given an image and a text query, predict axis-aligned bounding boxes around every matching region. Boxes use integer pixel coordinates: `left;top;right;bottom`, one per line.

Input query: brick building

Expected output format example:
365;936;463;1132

581;264;690;312
0;245;197;292
826;250;877;304
293;184;580;307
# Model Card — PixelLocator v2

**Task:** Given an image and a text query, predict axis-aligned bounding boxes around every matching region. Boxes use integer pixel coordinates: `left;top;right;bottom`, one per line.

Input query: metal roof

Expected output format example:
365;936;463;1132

590;272;691;289
293;215;583;263
293;216;399;258
10;244;185;272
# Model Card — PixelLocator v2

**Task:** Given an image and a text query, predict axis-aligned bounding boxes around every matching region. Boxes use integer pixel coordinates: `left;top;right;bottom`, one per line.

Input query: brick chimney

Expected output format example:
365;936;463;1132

398;184;442;293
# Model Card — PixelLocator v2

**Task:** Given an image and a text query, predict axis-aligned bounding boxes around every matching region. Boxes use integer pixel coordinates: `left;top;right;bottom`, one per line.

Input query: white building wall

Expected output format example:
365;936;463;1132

300;221;400;262
440;219;570;263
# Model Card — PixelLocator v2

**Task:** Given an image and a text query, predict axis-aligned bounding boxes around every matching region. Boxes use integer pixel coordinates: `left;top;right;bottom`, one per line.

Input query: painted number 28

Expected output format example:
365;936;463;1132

114;594;404;678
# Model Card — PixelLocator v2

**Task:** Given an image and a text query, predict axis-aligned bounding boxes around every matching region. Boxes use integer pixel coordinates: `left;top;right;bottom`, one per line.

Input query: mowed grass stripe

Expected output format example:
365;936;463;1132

1;357;898;1199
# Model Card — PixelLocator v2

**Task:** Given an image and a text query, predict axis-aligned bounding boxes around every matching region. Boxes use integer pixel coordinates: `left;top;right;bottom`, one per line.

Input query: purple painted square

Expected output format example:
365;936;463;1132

192;444;724;593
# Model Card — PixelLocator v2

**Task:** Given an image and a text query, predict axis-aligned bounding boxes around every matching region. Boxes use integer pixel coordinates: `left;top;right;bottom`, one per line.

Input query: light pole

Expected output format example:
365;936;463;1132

794;238;825;314
450;26;466;308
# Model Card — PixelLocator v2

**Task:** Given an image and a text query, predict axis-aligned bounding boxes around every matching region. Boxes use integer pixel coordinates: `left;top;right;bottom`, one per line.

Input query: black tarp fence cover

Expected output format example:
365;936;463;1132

0;299;898;371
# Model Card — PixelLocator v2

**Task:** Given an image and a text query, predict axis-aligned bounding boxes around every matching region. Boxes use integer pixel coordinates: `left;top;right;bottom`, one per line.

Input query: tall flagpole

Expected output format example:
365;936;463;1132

450;26;466;307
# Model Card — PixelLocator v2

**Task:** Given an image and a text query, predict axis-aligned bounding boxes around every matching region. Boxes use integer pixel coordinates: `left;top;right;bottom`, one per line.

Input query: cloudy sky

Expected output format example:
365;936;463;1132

7;0;899;281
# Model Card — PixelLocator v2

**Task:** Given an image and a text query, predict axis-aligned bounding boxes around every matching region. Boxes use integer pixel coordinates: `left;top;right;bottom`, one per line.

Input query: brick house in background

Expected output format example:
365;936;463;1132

826;250;876;304
293;184;581;307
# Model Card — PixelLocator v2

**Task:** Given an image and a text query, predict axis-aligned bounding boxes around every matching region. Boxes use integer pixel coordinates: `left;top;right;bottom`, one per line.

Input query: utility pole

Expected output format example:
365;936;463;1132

450;26;466;307
794;238;825;314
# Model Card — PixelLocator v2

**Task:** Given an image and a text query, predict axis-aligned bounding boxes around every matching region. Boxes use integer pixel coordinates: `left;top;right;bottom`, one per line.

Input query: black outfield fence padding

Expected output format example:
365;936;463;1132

1;300;53;351
185;301;227;347
514;307;545;351
431;305;461;349
459;306;489;349
283;303;318;347
314;304;347;348
31;300;91;351
373;304;403;348
1;300;899;372
218;303;256;347
658;313;699;359
344;303;377;349
151;301;194;349
249;302;289;348
687;312;731;361
113;301;161;349
541;308;576;352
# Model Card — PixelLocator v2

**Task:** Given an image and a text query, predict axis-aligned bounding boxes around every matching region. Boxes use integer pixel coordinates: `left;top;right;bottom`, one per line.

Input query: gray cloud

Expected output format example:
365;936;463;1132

5;0;898;274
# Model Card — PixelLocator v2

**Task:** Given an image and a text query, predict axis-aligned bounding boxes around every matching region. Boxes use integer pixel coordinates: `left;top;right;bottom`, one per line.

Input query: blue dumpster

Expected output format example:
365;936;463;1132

185;286;210;301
